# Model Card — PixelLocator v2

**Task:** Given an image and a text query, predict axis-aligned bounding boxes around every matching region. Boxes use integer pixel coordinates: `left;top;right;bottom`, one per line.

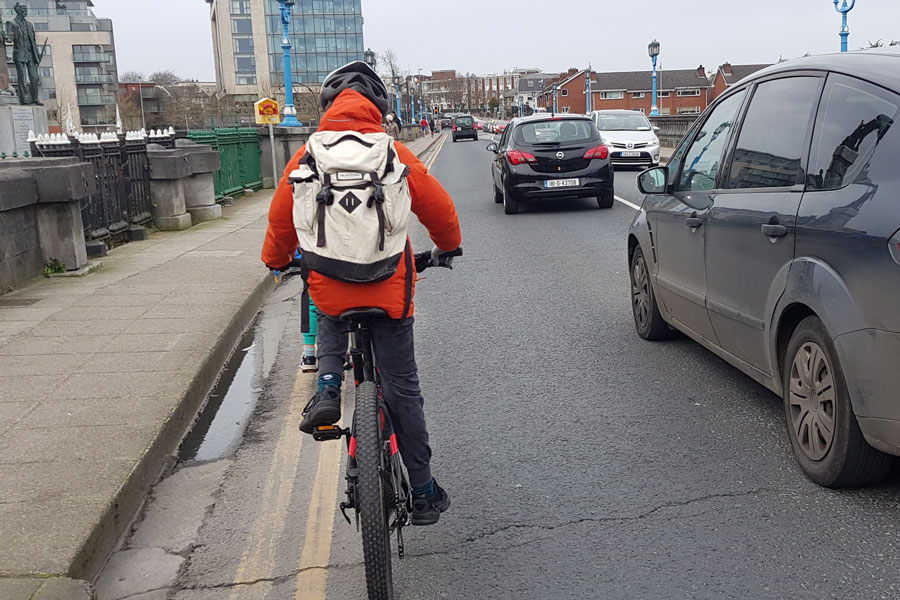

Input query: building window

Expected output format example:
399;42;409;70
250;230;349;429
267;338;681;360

231;0;251;14
677;106;702;114
638;108;646;114
677;89;701;97
237;75;257;85
232;18;252;34
600;91;624;100
561;89;568;97
39;67;53;78
660;91;671;97
632;92;645;99
71;22;93;32
233;37;254;53
34;22;49;31
235;56;255;73
561;106;570;113
661;107;671;115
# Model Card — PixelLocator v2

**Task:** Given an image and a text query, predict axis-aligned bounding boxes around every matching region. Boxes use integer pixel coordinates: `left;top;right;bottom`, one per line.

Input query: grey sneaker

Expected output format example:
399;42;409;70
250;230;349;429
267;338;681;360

411;480;450;525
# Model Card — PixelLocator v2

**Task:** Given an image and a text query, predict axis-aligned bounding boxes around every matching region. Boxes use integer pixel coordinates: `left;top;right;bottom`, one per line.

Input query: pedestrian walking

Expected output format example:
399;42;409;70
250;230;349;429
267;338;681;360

420;117;428;136
429;117;436;137
384;112;400;138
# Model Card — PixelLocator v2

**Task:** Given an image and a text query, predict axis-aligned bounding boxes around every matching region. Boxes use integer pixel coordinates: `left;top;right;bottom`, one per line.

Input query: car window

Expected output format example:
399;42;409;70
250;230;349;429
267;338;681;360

498;125;511;149
455;116;473;127
725;77;821;189
807;75;899;191
677;90;746;192
512;120;598;145
594;113;652;131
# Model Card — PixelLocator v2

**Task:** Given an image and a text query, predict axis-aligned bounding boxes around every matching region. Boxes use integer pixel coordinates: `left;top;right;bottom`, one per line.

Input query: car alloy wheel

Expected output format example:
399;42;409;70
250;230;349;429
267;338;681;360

788;341;836;462
632;256;651;332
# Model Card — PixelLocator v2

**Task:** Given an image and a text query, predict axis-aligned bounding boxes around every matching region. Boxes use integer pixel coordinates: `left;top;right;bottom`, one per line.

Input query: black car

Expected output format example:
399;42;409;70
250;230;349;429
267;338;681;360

441;118;451;129
486;114;615;214
451;115;478;142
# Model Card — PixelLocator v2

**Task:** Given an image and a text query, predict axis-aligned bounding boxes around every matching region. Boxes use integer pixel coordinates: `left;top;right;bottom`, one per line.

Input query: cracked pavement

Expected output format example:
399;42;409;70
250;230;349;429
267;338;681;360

96;136;900;600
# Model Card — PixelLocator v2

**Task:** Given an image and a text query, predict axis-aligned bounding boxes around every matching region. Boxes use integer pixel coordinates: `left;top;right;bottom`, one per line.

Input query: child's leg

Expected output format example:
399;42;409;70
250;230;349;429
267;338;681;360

303;297;318;353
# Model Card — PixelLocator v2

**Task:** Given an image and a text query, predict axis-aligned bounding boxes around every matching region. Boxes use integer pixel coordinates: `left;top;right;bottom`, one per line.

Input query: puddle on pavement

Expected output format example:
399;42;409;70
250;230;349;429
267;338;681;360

178;320;263;463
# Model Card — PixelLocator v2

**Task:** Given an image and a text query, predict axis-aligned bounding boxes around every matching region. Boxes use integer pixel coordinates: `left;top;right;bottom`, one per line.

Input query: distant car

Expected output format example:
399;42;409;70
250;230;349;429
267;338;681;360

629;49;900;488
441;118;451;129
474;120;484;130
588;109;661;167
486;114;614;214
494;120;509;134
451;115;478;142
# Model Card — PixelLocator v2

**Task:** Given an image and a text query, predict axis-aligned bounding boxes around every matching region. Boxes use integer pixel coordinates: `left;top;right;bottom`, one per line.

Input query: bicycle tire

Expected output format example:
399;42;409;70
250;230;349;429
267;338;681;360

355;380;394;599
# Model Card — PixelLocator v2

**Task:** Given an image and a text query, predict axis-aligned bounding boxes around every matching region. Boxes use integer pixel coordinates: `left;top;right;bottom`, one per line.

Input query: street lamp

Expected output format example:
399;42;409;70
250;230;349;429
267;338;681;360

278;0;301;127
648;39;660;117
363;48;376;68
833;0;856;52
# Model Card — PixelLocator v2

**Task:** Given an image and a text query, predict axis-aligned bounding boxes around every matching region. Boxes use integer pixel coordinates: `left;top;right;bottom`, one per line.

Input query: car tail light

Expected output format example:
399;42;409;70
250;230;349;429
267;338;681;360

452;124;457;131
890;231;900;266
506;150;537;166
583;145;609;160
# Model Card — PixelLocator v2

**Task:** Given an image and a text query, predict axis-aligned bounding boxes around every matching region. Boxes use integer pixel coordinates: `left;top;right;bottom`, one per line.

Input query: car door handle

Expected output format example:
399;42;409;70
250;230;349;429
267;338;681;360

685;217;703;228
761;223;788;237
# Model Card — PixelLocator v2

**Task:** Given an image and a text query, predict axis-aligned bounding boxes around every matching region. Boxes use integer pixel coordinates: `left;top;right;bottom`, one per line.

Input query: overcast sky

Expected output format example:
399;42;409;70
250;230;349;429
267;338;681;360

92;0;900;81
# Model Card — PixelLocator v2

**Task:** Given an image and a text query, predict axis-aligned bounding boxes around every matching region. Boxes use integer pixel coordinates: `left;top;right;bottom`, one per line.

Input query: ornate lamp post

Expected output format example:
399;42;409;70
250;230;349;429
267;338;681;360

649;40;660;117
278;0;301;127
833;0;856;52
584;64;592;114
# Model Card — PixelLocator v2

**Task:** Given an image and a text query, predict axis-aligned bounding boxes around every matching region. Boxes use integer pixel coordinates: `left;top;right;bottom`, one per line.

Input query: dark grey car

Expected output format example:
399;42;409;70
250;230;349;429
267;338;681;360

628;49;900;488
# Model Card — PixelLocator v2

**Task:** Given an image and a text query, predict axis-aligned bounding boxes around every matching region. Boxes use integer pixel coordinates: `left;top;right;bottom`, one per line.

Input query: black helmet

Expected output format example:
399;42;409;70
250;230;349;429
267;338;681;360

320;61;389;115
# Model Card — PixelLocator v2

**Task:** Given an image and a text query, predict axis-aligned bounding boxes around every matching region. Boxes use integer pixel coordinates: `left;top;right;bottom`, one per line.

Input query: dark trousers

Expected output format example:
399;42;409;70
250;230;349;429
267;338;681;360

14;61;40;105
317;312;433;488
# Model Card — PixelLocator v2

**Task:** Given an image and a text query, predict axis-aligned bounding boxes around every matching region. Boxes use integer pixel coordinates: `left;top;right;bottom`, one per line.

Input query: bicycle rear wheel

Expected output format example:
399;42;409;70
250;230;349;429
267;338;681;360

355;380;394;599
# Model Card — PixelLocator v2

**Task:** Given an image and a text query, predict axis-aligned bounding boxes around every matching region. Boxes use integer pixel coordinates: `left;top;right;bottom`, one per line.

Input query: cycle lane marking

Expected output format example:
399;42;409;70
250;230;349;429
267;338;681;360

228;363;314;600
293;413;344;598
422;133;448;171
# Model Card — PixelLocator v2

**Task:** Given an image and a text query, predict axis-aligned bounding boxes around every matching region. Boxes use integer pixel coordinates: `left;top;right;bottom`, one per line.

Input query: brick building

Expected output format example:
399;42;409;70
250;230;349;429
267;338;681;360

536;66;713;116
711;62;771;98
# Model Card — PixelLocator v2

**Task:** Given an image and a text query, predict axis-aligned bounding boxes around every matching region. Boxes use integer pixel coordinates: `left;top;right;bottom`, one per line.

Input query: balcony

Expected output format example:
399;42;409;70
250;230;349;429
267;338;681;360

73;52;113;63
75;73;115;84
78;94;116;106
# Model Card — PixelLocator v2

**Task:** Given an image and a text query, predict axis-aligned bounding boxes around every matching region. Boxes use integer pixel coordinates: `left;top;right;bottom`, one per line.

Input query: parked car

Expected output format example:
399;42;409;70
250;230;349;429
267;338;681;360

474;120;484;131
451;114;478;142
494;120;509;134
486;114;614;214
588;109;661;167
628;49;900;487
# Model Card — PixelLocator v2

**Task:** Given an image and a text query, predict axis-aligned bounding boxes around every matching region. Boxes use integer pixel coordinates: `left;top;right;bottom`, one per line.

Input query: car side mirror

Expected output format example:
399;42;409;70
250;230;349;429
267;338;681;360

637;166;668;195
652;126;660;133
486;143;499;153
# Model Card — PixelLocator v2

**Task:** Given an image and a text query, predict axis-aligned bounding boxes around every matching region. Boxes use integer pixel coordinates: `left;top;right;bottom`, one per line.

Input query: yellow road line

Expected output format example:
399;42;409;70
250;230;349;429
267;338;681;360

228;363;314;600
293;415;344;599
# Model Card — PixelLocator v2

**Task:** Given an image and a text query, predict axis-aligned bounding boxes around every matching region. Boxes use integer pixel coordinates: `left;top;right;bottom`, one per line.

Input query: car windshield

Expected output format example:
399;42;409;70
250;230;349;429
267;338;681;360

513;119;598;145
595;114;652;131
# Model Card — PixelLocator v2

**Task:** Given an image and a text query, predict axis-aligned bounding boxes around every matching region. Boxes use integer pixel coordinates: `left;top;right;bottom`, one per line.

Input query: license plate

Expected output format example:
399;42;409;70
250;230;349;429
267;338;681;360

544;178;579;188
620;151;641;157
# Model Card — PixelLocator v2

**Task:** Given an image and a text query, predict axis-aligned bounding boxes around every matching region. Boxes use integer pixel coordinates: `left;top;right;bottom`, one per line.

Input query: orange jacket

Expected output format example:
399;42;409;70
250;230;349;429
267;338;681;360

261;89;461;319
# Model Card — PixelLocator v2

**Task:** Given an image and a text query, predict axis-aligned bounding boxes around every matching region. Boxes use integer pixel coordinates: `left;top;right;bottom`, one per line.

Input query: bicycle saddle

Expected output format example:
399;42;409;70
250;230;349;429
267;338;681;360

339;307;389;322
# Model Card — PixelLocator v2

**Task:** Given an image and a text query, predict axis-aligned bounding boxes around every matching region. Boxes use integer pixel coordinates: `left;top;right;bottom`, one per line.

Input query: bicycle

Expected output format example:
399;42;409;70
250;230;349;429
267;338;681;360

291;246;462;600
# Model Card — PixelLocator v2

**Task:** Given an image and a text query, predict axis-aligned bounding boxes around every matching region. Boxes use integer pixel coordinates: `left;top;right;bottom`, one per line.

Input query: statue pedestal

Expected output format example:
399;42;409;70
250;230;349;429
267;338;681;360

0;102;48;156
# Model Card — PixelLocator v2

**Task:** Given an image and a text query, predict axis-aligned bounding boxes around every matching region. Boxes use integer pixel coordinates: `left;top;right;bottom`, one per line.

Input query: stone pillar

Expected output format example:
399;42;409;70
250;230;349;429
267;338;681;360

176;139;222;223
258;126;314;188
146;145;192;231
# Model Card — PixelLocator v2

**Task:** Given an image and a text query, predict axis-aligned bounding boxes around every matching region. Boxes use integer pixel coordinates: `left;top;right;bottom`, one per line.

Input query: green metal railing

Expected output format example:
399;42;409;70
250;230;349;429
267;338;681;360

187;128;262;199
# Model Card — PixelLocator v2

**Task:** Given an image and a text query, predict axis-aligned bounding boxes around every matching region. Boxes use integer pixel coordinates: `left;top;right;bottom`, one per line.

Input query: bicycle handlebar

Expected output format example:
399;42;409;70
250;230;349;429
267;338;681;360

276;247;462;282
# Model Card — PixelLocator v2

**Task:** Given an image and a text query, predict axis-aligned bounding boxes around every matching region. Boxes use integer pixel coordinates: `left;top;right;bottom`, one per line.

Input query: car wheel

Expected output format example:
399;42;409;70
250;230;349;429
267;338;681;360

493;182;503;203
502;184;519;215
597;189;615;209
474;134;479;141
452;135;457;142
783;316;894;487
630;246;674;340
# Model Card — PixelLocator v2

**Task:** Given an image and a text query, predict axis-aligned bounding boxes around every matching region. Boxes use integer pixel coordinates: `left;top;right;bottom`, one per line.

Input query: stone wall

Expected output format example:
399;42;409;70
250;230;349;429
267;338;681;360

0;158;95;293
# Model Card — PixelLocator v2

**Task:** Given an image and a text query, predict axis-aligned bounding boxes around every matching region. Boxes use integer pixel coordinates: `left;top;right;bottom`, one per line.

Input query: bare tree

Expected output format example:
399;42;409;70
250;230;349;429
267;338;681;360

119;70;145;83
148;70;181;85
863;39;885;49
378;49;401;83
117;86;144;130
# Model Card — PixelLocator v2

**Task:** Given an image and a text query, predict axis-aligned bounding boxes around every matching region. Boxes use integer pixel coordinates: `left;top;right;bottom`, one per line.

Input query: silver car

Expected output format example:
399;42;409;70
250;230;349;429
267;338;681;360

588;109;660;167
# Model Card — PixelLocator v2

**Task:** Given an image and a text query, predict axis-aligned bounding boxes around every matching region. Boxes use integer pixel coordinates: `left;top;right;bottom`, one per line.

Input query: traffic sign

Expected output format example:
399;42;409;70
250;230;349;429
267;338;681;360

255;98;280;125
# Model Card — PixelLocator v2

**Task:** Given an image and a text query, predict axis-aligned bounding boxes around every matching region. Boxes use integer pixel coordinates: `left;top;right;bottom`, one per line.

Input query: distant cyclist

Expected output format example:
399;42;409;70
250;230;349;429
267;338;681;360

261;61;462;525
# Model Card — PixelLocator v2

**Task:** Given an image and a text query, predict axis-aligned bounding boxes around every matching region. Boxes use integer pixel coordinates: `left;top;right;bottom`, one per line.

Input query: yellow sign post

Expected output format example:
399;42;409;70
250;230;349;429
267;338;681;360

255;98;281;187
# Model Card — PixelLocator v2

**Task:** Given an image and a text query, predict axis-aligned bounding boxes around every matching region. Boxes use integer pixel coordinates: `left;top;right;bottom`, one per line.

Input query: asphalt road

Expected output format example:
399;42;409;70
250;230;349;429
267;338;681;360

103;132;900;600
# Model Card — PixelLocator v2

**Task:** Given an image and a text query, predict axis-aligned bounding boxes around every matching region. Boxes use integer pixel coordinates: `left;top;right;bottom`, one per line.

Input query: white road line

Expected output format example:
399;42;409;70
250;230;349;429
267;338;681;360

615;195;642;211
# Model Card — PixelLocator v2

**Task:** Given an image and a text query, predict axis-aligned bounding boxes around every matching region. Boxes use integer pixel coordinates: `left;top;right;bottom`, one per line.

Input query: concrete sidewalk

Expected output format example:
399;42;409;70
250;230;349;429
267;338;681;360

0;133;442;599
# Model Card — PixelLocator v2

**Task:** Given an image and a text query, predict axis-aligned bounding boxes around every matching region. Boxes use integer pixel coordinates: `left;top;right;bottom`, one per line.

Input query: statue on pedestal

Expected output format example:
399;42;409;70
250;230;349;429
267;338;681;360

0;14;14;97
5;2;43;105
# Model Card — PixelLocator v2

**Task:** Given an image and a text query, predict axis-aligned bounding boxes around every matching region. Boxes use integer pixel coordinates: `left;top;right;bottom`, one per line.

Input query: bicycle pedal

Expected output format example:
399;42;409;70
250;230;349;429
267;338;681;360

312;425;348;442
